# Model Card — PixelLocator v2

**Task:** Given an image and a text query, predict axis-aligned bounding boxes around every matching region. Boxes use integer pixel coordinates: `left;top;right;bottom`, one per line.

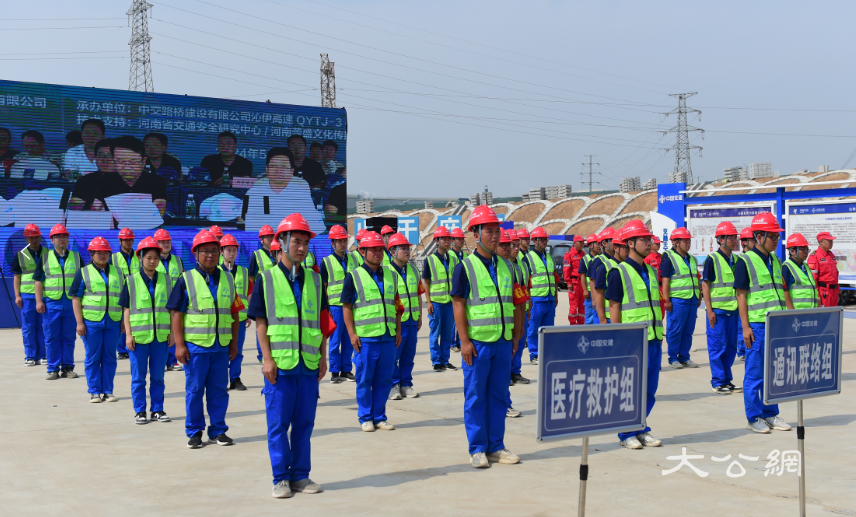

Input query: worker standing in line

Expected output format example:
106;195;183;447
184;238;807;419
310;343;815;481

495;229;526;417
34;224;81;380
70;237;123;402
13;224;49;366
508;230;530;386
209;225;226;265
807;231;839;308
386;232;423;400
119;237;172;424
220;234;251;392
594;228;626;315
701;222;741;395
783;233;819;310
350;228;367;267
167;230;241;448
154;228;185;371
735;227;756;361
522;226;556;365
449;227;467;353
249;224;278;365
603;221;664;450
563;235;586;325
251;214;331;499
589;228;616;325
321;225;358;383
578;233;600;325
451;206;523;468
660;227;700;369
341;231;402;432
643;235;665;319
379;225;395;266
111;227;139;360
422;226;457;372
733;212;792;434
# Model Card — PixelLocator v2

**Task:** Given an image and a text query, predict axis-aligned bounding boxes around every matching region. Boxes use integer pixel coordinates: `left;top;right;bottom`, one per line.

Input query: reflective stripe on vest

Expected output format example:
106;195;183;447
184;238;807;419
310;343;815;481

462;255;514;342
349;250;364;267
784;259;818;309
112;251;140;278
666;250;699;299
303;251;317;269
427;253;452;304
745;252;786;323
81;264;124;322
254;249;277;278
517;250;530;286
18;247;47;294
155;255;183;288
323;254;349;306
128;271;172;344
41;250;80;300
183;269;235;347
526;249;556;297
616;262;663;341
351;267;397;338
708;251;737;311
387;262;421;322
223;264;249;321
262;267;322;370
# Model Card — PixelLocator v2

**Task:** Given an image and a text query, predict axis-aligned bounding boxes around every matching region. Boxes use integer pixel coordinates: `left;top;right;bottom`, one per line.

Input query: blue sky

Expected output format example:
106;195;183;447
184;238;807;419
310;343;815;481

3;0;855;198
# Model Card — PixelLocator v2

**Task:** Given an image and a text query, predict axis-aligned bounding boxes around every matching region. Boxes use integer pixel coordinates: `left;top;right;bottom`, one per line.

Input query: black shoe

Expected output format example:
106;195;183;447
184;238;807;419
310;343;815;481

330;372;342;383
511;373;531;385
118;353;129;360
711;385;732;395
727;383;743;393
444;363;457;371
187;432;203;449
151;411;171;422
135;412;148;425
230;378;247;391
209;433;234;446
341;372;356;382
434;364;446;372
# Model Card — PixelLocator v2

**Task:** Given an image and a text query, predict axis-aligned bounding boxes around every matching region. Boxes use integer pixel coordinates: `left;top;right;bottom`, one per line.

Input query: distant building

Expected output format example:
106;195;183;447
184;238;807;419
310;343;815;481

818;165;830;173
356;200;374;214
643;178;657;190
749;162;773;180
470;193;481;206
668;171;688;184
545;185;572;199
528;187;546;201
724;166;748;182
619;177;641;193
521;193;530;202
424;200;433;209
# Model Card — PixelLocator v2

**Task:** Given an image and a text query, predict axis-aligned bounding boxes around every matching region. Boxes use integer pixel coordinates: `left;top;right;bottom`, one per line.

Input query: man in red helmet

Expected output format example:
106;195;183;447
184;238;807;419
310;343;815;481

249;224;278;364
422;226;457;371
386;233;424;400
807;231;839;307
220;234;251;391
521;226;557;365
112;228;139;360
12;223;49;366
701;222;741;395
379;225;396;267
507;230;530;386
578;234;600;325
589;228;617;324
643;236;664;319
783;233;819;310
350;228;367;267
154;228;185;370
660;227;700;369
321;225;359;383
735;227;755;360
450;227;467;262
563;235;586;325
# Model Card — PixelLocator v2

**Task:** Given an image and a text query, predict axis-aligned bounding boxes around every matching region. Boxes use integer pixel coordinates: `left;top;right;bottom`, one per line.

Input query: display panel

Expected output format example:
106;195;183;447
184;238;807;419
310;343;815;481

787;201;856;286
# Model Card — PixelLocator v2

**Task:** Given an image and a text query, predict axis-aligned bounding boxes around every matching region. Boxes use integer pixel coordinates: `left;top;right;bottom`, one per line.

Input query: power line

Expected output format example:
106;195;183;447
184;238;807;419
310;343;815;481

0;51;125;55
127;0;154;92
320;53;336;108
581;155;601;192
662;93;703;184
0;26;123;30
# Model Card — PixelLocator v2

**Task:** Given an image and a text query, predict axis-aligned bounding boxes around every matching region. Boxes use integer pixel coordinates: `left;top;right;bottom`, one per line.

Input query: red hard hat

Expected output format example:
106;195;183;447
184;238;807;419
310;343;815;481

714;221;738;237
387;232;411;249
380;225;395;235
586;233;598;245
154;228;172;241
816;231;836;242
573;235;584;243
275;213;317;240
135;237;163;257
356;228;368;240
434;226;452;239
516;228;530;239
270;239;281;251
612;232;626;246
88;236;111;252
530;226;549;239
209;225;224;238
192;230;220;252
49;224;69;237
500;230;512;243
750;212;784;233
740;227;754;239
786;233;809;248
509;229;519;241
620;219;654;240
329;225;349;240
653;235;661;244
670;227;693;240
220;234;239;248
451;227;465;238
258;224;275;238
598;227;616;242
359;231;385;248
118;227;135;240
467;205;500;230
23;223;41;237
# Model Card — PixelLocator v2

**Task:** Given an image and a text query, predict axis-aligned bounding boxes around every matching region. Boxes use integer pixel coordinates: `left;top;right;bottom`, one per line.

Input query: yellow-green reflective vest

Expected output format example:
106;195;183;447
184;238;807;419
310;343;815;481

784;259;818;309
427;253;453;304
381;250;391;267
526;249;556;297
303;251;317;269
41;250;80;300
461;255;514;342
707;251;737;311
260;266;322;371
18;246;48;295
615;262;664;341
80;264;123;322
112;251;140;277
127;271;172;344
222;263;249;321
665;250;700;300
351;267;397;338
517;250;530;286
253;248;277;278
323;253;355;306
744;251;786;324
155;255;183;288
591;253;616;319
182;269;235;347
582;254;594;277
349;249;364;267
387;262;421;322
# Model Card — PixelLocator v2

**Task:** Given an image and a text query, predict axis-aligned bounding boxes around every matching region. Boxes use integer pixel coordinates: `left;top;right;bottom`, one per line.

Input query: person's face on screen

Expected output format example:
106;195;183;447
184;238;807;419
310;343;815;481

322;145;337;162
0;131;11;151
114;148;146;178
144;137;165;160
267;155;294;183
287;139;306;162
82;124;104;149
309;146;322;161
22;136;44;156
217;136;237;158
96;146;116;173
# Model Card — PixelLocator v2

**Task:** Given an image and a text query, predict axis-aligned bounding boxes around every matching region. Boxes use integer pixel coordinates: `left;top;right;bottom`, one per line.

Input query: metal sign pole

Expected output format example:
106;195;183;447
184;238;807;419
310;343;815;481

797;400;806;517
578;437;589;517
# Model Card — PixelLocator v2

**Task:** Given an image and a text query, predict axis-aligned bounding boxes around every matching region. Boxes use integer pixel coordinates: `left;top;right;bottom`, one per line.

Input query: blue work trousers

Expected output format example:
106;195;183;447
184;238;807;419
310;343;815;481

618;340;662;441
184;347;230;438
167;346;179;367
737;325;746;358
328;305;353;373
526;300;555;359
463;339;512;454
428;301;454;366
129;340;169;413
584;297;595;325
355;338;395;424
229;323;247;382
44;304;75;372
743;324;779;422
21;294;45;361
264;371;319;485
706;311;738;387
82;317;120;394
118;332;128;355
511;313;528;375
666;297;698;363
393;324;418;387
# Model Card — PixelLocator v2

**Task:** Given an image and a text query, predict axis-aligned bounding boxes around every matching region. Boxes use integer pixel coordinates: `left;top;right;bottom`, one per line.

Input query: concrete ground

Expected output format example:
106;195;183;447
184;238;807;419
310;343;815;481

1;296;854;516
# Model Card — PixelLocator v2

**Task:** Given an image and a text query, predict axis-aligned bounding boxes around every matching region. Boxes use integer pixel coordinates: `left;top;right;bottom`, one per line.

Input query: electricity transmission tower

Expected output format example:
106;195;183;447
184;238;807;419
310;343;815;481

127;0;154;92
662;92;703;184
580;155;600;192
320;54;336;108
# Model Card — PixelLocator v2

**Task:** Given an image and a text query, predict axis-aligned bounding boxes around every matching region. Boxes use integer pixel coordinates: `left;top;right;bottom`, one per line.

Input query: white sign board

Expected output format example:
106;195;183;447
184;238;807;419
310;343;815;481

786;201;856;285
687;204;775;260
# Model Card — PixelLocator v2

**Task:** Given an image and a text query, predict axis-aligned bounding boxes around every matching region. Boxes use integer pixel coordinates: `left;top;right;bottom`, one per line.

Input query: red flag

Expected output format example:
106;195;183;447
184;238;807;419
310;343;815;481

320;309;337;337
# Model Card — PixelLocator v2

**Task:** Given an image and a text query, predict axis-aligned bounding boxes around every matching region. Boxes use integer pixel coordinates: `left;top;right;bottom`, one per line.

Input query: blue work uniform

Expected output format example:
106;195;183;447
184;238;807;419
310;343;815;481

660;252;699;364
590;251;614;325
166;265;235;439
249;247;277;362
34;250;78;374
220;262;247;383
321;252;353;375
110;249;138;355
160;253;185;368
118;271;169;414
522;248;556;360
248;261;325;486
390;261;419;387
733;248;787;423
578;253;595;325
423;252;455;366
12;245;47;362
450;247;465;349
702;250;739;388
70;265;121;394
605;256;662;442
342;263;397;425
451;251;515;455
